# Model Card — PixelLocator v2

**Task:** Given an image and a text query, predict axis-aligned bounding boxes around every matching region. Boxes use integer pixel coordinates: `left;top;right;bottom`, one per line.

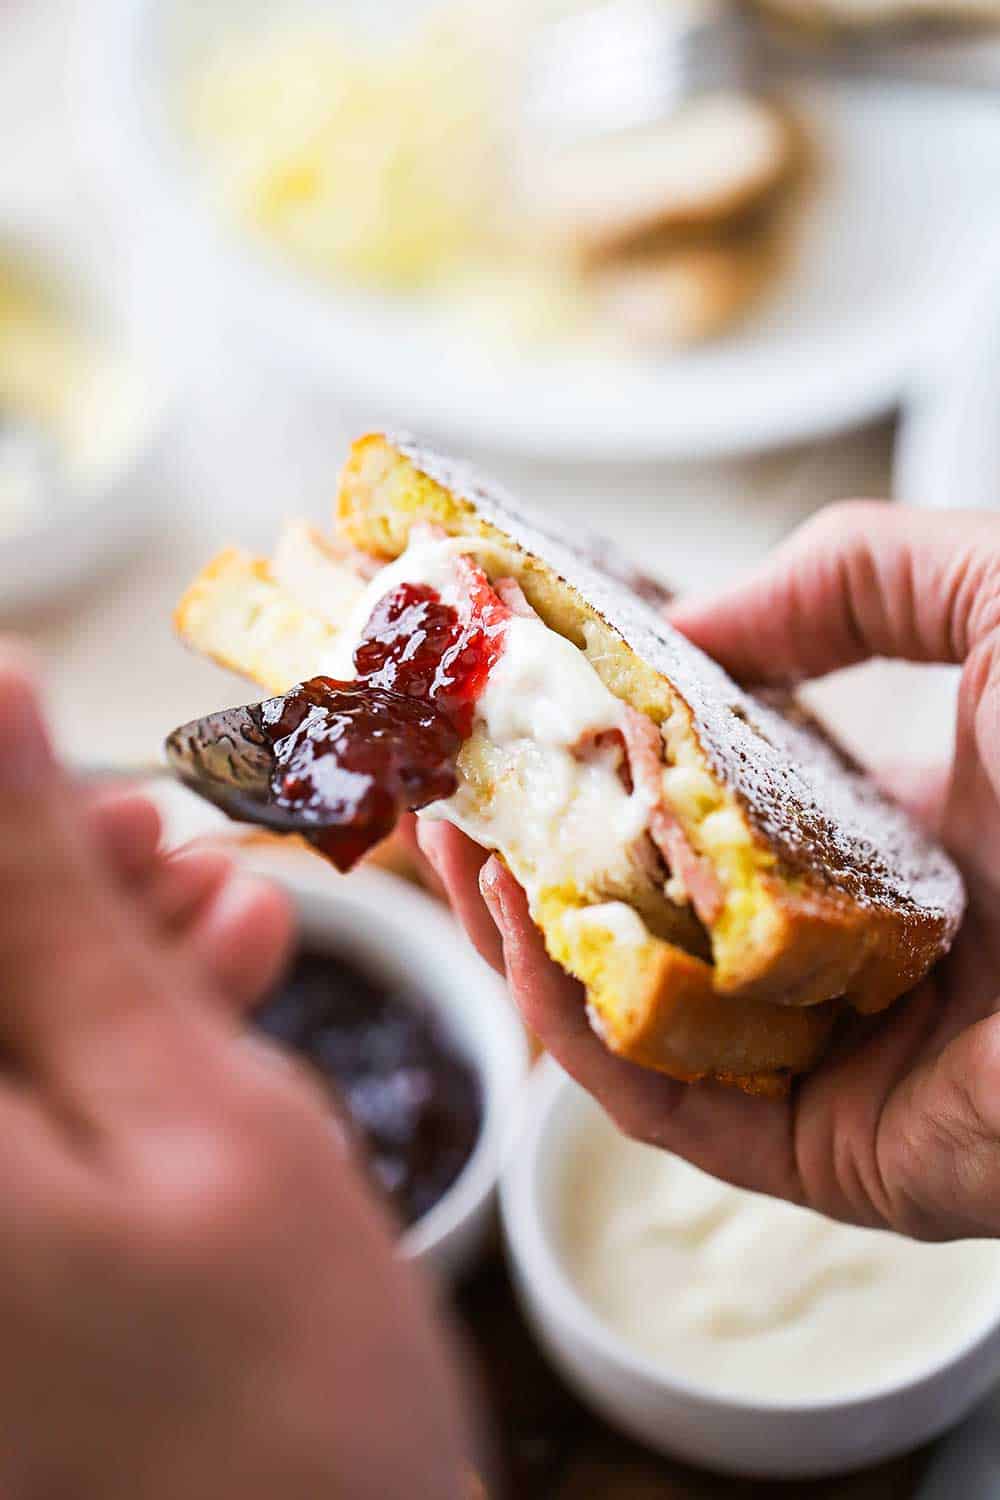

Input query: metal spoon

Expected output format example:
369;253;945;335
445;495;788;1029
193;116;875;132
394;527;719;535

524;0;1000;146
523;0;756;142
163;698;316;836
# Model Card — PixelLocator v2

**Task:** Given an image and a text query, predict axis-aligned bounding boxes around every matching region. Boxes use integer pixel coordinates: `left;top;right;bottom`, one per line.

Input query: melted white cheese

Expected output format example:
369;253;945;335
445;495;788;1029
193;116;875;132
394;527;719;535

323;534;655;905
561;1106;1000;1404
560;900;651;948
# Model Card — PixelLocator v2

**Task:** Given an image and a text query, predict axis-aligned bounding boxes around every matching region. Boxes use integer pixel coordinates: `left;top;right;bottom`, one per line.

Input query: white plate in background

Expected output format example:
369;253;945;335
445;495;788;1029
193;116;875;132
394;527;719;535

0;220;171;617
90;0;1000;461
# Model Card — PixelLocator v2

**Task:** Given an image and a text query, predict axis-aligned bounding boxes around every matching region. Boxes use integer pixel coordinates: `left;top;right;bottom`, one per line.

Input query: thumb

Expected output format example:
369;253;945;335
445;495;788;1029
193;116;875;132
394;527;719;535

883;1006;1000;1240
669;502;1000;685
870;762;951;839
0;649;170;1068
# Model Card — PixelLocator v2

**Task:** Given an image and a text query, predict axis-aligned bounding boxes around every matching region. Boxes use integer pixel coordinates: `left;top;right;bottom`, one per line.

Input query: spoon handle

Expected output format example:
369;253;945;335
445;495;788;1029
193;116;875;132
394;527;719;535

72;760;167;782
764;32;1000;94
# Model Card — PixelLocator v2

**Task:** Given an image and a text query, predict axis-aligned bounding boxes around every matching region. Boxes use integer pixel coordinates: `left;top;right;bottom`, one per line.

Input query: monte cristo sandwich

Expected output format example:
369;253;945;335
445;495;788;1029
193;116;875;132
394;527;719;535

174;433;964;1095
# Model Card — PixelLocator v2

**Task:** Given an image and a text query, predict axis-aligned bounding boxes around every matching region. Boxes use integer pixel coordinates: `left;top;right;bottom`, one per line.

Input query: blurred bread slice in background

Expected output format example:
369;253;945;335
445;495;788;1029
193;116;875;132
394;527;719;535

757;0;1000;26
523;93;802;344
591;223;782;345
531;95;797;262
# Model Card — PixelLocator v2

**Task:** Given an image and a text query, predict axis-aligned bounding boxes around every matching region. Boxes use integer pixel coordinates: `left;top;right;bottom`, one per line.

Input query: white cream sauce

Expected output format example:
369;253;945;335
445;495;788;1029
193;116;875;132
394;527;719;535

560;1106;1000;1404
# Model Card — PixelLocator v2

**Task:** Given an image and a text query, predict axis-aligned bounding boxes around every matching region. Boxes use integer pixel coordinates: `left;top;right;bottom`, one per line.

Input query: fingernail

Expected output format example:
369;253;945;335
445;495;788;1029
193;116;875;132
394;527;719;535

206;873;266;933
479;857;503;912
664;601;700;630
415;821;444;874
0;667;53;790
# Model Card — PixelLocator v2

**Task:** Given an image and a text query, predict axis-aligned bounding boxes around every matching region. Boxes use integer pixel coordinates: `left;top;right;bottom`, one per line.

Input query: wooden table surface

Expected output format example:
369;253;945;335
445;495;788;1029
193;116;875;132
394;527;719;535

457;1247;933;1500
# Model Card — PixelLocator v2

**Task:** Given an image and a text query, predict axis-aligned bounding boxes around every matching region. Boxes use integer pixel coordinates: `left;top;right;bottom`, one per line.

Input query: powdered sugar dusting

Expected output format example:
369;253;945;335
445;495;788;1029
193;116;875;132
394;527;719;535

388;433;964;937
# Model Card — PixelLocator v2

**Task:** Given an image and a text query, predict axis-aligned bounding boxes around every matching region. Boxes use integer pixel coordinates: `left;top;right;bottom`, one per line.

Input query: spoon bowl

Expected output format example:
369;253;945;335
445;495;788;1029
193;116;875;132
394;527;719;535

166;665;467;870
164;698;307;834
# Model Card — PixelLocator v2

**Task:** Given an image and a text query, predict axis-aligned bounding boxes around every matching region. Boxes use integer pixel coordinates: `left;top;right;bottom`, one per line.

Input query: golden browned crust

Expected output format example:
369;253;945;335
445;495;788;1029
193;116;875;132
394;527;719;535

173;549;339;694
726;865;954;1014
542;900;837;1095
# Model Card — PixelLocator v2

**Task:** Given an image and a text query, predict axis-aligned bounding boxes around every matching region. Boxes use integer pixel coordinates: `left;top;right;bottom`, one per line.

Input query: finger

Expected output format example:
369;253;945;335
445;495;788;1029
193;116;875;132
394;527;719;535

870;762;952;838
87;790;163;883
479;858;625;1077
947;629;1000;898
879;1008;1000;1239
669;503;1000;684
480;859;799;1201
88;799;248;945
145;850;236;933
0;649;228;1101
111;839;292;1012
394;815;447;898
417;823;505;974
792;982;944;1231
87;812;287;1009
87;798;258;964
186;872;294;1012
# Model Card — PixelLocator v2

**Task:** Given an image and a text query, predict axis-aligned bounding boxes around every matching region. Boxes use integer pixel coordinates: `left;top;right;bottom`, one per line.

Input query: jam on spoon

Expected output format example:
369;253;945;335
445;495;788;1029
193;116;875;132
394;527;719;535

265;558;510;871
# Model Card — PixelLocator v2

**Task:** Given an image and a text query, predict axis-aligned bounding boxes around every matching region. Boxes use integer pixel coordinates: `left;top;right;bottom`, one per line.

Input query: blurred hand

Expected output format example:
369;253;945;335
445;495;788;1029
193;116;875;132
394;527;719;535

422;504;1000;1242
0;649;469;1500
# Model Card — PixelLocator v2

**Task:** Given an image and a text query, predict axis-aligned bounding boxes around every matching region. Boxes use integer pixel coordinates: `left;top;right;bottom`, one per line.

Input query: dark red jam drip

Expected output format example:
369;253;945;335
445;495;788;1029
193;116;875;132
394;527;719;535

263;563;509;871
262;680;462;872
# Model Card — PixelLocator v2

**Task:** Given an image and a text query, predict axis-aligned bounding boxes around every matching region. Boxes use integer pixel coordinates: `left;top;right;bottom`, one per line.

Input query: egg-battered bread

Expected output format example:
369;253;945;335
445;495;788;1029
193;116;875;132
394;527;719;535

175;433;964;1094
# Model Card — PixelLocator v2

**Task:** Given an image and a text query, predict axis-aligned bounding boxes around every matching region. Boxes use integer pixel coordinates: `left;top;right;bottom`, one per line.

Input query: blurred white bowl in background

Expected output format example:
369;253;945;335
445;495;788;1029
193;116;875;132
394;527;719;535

0;219;172;616
895;264;1000;512
85;0;1000;462
502;1061;1000;1478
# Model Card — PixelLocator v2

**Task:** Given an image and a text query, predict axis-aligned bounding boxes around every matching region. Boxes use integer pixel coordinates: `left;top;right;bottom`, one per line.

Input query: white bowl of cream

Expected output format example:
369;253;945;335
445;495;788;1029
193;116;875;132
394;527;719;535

501;1060;1000;1478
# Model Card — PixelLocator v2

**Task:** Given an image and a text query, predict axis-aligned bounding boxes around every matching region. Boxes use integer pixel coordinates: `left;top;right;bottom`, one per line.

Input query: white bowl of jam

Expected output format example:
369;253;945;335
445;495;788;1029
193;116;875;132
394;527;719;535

237;851;530;1282
502;1060;1000;1479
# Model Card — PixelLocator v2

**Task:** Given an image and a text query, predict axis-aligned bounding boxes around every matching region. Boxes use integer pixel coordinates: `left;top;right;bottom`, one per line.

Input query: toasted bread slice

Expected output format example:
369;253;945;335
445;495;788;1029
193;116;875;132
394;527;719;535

175;433;963;1093
175;547;338;693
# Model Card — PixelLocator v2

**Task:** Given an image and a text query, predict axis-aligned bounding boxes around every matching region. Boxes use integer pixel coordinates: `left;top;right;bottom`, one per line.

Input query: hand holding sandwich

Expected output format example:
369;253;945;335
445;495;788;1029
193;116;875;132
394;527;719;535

424;503;1000;1242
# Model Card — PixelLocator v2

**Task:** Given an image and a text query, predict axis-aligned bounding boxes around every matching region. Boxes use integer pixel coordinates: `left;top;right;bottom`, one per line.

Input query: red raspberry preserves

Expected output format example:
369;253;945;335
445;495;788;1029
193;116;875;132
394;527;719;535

264;560;510;871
